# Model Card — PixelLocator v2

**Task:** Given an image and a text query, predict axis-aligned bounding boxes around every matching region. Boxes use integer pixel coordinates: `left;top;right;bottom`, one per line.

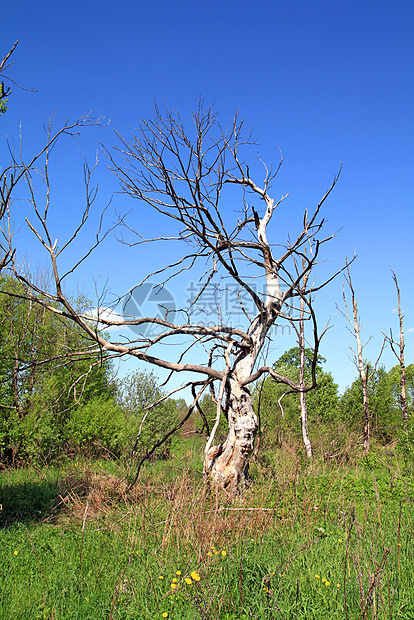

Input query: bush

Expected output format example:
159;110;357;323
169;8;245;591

67;396;124;455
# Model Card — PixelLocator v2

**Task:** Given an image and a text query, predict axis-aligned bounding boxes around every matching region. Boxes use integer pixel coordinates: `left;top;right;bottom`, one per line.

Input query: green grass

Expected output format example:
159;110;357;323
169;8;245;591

1;446;414;619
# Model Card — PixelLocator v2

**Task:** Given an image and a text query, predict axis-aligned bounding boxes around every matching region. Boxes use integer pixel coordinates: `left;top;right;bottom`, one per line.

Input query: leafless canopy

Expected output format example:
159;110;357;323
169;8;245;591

99;103;340;376
4;103;344;488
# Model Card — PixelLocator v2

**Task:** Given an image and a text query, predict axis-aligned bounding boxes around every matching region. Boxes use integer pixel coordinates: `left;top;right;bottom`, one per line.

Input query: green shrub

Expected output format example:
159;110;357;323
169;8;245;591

67;396;124;454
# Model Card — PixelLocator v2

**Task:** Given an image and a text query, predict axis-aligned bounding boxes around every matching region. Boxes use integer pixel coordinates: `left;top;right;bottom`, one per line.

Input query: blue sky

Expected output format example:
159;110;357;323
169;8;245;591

2;0;414;394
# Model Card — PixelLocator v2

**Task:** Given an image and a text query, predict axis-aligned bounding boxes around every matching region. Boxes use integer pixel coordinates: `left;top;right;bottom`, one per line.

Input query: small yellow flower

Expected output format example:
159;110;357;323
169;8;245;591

221;550;227;557
322;578;326;583
338;539;343;543
170;583;177;590
13;550;18;556
159;575;164;580
397;543;402;547
185;578;192;585
162;614;168;618
315;575;320;579
207;551;213;556
191;571;200;581
172;578;178;583
214;550;218;555
337;584;341;588
176;570;181;576
325;581;330;586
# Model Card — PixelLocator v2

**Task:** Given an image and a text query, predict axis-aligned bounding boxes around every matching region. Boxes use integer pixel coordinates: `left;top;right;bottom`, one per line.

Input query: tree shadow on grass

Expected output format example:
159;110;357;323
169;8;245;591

0;479;58;528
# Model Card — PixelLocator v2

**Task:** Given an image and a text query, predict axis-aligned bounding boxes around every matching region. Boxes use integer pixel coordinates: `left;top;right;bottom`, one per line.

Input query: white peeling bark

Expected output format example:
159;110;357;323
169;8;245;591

206;378;258;493
298;262;312;458
204;335;263;493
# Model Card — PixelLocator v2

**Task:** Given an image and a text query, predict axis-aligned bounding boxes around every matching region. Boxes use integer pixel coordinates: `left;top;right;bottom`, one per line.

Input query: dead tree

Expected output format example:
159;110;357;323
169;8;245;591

276;253;330;459
383;271;409;429
298;293;313;457
295;256;315;458
5;103;343;493
339;262;384;456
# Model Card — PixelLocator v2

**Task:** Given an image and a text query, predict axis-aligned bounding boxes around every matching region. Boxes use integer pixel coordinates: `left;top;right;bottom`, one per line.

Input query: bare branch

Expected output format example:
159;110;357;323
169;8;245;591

7;102;344;492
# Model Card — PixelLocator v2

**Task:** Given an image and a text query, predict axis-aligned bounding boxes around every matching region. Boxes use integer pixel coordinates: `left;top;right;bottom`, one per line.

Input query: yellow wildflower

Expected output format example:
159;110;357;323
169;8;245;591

337;584;341;588
191;571;200;581
207;551;212;556
172;578;178;583
322;578;326;583
162;614;168;618
158;575;164;580
315;575;320;579
325;581;330;586
221;550;227;557
13;551;18;556
170;583;177;590
185;578;192;585
176;570;181;576
338;539;343;543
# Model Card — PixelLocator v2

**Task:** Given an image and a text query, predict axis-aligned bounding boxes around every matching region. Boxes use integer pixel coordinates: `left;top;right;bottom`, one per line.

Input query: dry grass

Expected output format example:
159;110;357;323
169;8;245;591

44;463;286;559
46;469;130;523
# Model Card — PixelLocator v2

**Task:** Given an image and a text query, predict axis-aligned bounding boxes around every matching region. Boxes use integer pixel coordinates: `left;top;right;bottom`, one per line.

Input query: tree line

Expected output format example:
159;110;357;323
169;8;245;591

0;272;411;467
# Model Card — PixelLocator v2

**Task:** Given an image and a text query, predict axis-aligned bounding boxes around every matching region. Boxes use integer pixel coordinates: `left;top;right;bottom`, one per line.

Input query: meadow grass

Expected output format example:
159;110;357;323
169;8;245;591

1;444;414;619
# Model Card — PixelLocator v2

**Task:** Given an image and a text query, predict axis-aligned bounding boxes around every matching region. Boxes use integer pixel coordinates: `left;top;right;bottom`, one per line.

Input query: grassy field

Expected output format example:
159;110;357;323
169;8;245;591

1;442;414;620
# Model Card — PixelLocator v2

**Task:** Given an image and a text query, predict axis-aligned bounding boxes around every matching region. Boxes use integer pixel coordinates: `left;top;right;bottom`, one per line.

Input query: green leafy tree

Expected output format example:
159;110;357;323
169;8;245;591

339;364;398;443
388;364;414;413
0;275;114;463
255;347;339;448
116;370;179;459
67;395;124;455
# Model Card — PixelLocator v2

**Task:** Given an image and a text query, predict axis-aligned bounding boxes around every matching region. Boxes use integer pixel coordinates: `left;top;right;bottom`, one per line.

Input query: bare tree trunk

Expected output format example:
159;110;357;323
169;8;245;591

340;262;384;457
401;365;408;428
298;269;313;458
361;368;370;457
384;272;408;429
299;378;313;457
206;379;258;493
351;302;371;456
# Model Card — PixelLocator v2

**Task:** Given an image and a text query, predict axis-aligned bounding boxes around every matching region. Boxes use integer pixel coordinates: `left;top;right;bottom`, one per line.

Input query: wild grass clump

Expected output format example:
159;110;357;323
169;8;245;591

1;448;414;619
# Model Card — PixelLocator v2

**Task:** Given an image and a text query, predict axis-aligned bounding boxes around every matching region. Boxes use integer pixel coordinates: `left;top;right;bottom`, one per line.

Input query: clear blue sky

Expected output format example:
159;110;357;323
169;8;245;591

2;0;414;394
